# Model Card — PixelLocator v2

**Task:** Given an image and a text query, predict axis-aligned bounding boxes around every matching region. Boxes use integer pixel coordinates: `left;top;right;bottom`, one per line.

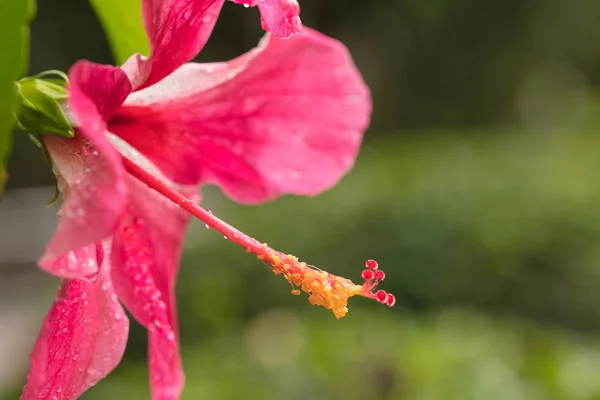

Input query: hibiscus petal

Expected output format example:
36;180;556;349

69;60;132;121
21;246;129;400
231;0;301;38
109;28;371;203
40;61;131;273
137;0;225;89
110;172;196;400
40;243;100;279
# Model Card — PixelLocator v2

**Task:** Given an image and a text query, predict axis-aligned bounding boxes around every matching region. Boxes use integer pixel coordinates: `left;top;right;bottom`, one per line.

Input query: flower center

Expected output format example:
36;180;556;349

123;158;395;318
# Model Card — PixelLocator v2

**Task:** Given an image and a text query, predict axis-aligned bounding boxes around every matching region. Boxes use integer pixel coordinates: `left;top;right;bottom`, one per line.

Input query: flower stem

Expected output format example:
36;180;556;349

123;157;263;254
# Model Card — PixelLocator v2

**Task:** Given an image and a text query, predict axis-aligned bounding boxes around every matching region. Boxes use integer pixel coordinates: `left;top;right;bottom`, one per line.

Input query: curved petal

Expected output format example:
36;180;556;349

40;62;131;271
136;0;225;89
21;247;129;400
110;169;196;400
41;134;126;275
109;28;371;203
40;243;100;279
231;0;301;39
69;60;132;122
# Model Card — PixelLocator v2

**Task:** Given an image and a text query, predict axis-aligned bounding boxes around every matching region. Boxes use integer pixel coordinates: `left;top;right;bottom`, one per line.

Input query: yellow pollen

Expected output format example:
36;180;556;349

258;246;364;319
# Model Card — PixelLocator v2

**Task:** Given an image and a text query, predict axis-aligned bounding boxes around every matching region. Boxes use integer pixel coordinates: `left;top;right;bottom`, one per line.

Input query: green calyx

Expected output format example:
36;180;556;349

14;70;73;139
14;70;72;206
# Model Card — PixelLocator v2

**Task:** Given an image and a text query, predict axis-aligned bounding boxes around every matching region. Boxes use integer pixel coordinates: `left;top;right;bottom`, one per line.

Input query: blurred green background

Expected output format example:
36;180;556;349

5;0;600;399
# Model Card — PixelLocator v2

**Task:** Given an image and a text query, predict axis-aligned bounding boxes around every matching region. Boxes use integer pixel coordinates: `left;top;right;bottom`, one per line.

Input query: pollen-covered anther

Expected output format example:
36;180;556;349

259;251;395;318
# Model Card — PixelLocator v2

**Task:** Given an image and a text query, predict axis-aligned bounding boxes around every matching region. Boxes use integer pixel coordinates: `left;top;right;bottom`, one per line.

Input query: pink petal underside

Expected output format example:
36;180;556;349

21;245;129;400
110;176;197;400
231;0;301;39
40;61;132;272
40;242;100;279
41;133;126;276
136;0;225;89
108;28;372;204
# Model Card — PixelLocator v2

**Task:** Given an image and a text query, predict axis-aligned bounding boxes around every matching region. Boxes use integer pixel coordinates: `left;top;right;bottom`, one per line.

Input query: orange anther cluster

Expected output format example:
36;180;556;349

258;247;395;318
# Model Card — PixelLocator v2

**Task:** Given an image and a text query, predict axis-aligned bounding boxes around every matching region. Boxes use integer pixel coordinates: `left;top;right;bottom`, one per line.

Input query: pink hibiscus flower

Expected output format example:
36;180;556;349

20;0;388;399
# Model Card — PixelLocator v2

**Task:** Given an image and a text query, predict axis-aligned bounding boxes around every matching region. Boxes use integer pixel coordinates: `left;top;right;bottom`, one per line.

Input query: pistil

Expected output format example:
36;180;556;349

123;158;395;318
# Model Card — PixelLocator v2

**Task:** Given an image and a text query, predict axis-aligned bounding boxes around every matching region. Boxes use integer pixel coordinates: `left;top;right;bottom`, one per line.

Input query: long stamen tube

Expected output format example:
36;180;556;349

123;158;395;318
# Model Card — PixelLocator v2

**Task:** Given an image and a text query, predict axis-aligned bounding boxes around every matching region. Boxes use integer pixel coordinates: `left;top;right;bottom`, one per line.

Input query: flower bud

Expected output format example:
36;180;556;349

14;71;73;138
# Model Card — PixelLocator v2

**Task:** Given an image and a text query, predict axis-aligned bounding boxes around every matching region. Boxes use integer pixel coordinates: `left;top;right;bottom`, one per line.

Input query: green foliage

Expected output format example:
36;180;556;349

80;310;600;400
0;0;34;194
89;0;149;64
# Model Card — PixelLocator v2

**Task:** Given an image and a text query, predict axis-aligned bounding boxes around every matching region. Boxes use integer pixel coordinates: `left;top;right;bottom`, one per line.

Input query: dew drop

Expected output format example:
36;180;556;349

243;3;249;7
205;224;210;229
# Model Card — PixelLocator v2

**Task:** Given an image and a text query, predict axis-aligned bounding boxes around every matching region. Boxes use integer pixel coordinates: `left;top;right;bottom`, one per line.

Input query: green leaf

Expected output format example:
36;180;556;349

0;0;34;194
89;0;149;64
